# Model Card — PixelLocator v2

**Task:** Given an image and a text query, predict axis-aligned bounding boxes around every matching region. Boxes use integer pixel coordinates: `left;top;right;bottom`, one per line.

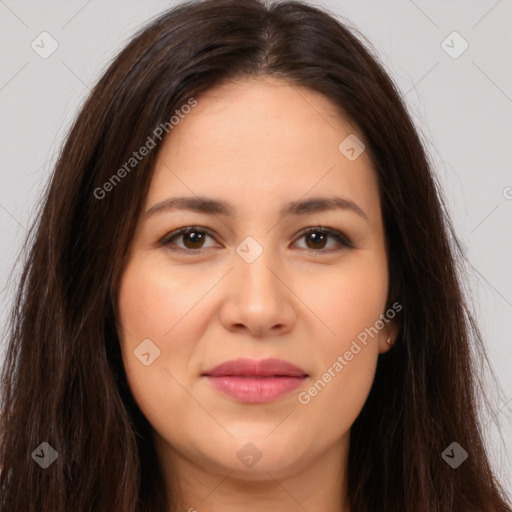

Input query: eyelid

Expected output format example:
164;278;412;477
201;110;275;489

158;225;354;254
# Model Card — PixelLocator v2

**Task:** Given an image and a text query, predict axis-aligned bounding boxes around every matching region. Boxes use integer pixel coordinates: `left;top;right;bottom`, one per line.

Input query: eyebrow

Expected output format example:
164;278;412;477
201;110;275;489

144;195;368;221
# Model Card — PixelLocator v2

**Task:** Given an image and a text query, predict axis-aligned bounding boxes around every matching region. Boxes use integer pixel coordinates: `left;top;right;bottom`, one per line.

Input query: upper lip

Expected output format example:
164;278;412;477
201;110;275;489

202;358;308;378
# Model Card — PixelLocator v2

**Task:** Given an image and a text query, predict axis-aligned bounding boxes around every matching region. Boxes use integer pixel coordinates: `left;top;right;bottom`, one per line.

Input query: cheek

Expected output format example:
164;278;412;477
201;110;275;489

296;256;388;424
117;252;222;350
118;259;185;341
308;253;389;348
116;258;203;423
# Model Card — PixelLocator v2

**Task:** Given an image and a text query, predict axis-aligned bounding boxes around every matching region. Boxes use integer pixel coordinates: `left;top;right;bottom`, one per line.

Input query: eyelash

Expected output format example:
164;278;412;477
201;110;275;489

158;226;354;255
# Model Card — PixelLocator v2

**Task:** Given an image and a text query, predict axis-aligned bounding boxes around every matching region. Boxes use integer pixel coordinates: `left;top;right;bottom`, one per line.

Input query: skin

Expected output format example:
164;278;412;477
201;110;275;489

117;76;399;512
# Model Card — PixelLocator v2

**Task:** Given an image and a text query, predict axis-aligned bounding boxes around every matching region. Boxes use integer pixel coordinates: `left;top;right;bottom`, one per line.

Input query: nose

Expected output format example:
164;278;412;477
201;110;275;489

219;249;296;337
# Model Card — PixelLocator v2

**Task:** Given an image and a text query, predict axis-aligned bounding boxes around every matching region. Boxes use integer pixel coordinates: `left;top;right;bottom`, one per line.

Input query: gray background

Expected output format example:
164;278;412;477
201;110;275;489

1;0;511;494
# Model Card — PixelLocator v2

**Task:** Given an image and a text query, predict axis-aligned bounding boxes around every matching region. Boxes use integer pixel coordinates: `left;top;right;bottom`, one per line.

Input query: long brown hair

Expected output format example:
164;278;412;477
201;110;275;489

1;0;510;510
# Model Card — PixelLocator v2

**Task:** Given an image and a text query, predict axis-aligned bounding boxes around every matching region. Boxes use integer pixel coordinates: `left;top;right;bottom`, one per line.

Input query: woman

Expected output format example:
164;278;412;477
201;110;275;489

0;0;510;510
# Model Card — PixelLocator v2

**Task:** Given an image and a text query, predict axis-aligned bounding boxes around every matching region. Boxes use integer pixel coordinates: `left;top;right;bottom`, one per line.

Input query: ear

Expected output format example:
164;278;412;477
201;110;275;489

378;316;401;354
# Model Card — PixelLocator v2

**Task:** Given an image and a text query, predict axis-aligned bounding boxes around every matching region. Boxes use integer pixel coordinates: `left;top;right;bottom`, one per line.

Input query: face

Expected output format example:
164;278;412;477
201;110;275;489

117;76;398;484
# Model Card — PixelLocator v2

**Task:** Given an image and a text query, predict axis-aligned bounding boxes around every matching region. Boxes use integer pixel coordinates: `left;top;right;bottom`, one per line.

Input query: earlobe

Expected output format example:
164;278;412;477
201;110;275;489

380;317;401;353
380;303;402;352
379;333;395;354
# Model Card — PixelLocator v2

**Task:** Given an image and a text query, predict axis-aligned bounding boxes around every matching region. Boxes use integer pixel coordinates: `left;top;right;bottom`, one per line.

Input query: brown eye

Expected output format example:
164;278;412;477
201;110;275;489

294;227;353;253
161;227;218;252
180;230;207;249
304;231;328;250
160;226;352;255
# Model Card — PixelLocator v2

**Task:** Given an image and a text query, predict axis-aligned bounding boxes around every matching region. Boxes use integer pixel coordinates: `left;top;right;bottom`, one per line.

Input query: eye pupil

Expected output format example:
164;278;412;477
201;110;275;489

183;231;205;248
306;231;327;249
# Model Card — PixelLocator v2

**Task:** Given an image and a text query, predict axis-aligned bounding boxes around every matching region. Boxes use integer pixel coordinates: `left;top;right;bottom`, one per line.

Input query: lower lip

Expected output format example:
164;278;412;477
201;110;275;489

205;376;306;403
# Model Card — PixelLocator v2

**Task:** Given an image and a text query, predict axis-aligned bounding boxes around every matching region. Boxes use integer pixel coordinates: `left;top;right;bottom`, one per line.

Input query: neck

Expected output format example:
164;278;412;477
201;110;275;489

154;433;351;512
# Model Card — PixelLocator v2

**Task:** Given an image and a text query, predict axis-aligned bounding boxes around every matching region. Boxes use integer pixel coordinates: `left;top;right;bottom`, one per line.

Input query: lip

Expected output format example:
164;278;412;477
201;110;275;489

202;358;308;404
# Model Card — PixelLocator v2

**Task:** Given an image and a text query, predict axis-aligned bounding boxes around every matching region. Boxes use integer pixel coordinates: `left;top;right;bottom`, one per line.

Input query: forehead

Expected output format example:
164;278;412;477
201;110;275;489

163;76;356;161
146;77;380;223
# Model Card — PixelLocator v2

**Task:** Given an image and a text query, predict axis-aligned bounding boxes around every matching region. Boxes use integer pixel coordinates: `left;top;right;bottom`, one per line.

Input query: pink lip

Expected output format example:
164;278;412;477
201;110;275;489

202;358;308;404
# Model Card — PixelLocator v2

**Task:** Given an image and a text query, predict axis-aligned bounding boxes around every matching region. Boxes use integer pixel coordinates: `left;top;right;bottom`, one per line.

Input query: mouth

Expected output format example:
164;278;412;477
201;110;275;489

201;358;308;404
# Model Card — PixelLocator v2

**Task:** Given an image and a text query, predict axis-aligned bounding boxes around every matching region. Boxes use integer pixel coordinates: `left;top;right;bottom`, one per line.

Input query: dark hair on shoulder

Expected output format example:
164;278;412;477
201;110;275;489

1;0;510;510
